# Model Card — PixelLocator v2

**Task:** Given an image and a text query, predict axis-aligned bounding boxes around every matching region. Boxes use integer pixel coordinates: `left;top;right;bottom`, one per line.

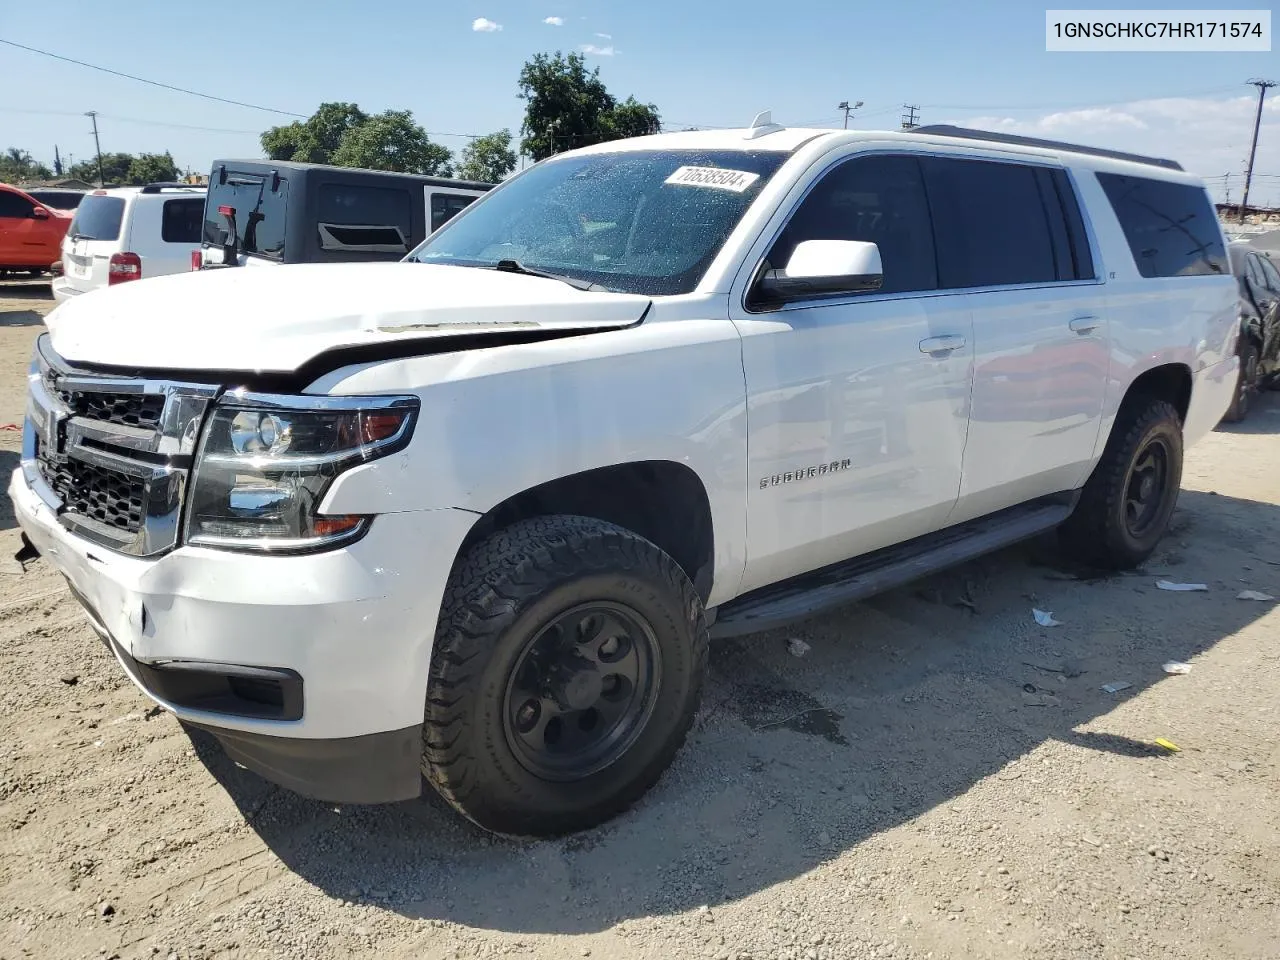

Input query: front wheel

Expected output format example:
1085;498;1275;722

422;515;707;836
1059;397;1183;569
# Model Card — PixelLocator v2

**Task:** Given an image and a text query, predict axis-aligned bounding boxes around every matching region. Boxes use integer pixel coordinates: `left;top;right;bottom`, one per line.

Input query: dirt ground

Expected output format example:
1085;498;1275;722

2;282;1278;960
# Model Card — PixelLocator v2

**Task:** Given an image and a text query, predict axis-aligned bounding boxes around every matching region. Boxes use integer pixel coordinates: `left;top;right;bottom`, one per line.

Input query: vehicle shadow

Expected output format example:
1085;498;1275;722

0;450;18;531
1214;388;1280;435
188;487;1279;935
0;281;53;327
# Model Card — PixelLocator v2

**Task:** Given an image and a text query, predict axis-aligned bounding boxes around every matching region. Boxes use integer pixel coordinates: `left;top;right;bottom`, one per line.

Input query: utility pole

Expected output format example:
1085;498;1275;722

901;104;920;130
1224;173;1231;205
53;145;63;177
85;111;105;187
1239;79;1276;223
837;100;864;129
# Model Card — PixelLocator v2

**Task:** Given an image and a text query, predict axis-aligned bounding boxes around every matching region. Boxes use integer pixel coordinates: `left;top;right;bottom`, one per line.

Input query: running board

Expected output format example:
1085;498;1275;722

710;498;1075;639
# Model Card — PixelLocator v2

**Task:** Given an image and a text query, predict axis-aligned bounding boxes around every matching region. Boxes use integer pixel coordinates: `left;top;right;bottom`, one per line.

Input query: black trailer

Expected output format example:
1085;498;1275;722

200;160;493;268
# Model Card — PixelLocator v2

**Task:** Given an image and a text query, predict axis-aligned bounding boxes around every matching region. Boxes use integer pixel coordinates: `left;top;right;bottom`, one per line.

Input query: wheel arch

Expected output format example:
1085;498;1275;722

1121;362;1193;424
451;460;717;603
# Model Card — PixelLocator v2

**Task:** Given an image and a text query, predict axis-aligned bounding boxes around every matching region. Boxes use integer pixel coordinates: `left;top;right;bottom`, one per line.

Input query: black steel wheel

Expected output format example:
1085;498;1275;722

503;602;661;782
1122;436;1174;539
1060;397;1183;569
423;515;707;837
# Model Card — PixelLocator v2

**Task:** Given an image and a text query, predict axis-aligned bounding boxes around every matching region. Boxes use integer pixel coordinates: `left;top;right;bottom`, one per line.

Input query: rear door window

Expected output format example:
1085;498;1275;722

203;174;289;260
161;198;205;243
67;195;125;240
430;192;478;233
1096;173;1227;278
921;157;1058;288
316;183;412;253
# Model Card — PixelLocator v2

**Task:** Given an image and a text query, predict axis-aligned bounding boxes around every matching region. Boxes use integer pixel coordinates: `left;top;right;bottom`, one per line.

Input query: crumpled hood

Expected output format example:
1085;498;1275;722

46;261;651;373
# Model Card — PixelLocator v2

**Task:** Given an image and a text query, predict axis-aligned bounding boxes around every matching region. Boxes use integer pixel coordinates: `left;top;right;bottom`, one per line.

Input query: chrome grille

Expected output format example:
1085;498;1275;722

56;389;166;430
21;335;219;557
39;453;146;533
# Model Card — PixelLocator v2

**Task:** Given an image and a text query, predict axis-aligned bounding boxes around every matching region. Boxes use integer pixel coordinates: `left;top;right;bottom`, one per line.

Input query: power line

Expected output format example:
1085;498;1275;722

0;37;306;118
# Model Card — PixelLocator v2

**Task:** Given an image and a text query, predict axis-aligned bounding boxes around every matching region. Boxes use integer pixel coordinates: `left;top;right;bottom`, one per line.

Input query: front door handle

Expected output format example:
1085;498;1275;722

919;334;967;355
1069;315;1101;335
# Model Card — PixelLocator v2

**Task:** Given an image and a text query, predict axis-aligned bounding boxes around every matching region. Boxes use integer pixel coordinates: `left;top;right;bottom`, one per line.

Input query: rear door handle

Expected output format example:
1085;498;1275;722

919;334;967;355
1069;315;1101;335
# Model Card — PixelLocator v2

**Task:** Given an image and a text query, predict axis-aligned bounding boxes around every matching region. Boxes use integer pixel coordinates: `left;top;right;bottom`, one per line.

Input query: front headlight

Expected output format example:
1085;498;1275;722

185;391;419;553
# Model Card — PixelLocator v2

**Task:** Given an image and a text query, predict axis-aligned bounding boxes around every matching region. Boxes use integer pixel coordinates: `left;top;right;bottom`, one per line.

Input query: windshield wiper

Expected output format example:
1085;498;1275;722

493;258;598;292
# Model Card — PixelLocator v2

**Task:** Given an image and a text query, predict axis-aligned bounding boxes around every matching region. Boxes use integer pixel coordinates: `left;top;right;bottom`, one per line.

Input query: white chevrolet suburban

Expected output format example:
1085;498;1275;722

10;117;1238;837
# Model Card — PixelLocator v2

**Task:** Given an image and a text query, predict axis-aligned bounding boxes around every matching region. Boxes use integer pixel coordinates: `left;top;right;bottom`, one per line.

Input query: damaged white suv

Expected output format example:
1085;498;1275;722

10;117;1237;836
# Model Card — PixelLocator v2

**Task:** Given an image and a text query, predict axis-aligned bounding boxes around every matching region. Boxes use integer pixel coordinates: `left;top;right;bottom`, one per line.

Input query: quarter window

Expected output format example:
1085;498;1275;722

161;198;205;244
317;183;412;253
1096;173;1227;278
765;154;938;296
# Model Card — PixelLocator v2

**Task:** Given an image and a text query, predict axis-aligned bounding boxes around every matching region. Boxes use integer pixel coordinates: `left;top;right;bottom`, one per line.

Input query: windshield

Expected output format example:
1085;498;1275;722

408;149;789;295
67;196;125;241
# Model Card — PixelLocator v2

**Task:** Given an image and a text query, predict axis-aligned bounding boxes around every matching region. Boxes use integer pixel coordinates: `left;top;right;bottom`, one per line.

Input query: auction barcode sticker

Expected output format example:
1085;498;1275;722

1046;9;1271;50
664;166;760;192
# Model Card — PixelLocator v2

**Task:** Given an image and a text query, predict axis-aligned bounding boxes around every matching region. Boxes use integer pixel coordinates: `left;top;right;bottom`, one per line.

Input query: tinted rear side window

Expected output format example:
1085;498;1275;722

922;157;1058;288
317;183;412;253
1096;173;1227;278
161;198;205;243
67;196;125;241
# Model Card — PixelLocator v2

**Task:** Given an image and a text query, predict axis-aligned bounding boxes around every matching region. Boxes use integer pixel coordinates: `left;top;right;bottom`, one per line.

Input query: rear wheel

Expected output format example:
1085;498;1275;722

1222;339;1259;423
422;515;707;837
1059;397;1183;569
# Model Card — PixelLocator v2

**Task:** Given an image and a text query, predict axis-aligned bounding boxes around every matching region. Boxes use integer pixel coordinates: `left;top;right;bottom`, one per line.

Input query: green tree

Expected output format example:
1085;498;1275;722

456;129;517;183
518;52;616;161
0;148;53;182
330;110;453;175
126;152;181;185
69;152;134;186
603;97;662;140
261;102;368;164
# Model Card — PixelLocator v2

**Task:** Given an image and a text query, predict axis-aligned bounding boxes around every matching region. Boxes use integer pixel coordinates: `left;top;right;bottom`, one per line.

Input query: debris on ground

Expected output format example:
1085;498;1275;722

1102;681;1133;694
1162;661;1193;675
1153;738;1180;752
1236;590;1276;601
1157;580;1209;592
59;673;78;686
1033;608;1062;627
1023;659;1085;678
786;637;811;658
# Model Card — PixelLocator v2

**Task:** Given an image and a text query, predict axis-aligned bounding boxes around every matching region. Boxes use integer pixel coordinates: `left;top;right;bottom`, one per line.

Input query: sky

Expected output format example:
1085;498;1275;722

2;0;1277;204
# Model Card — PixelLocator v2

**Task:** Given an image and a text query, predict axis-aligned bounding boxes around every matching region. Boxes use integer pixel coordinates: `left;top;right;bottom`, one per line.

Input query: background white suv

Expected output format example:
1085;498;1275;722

52;183;206;302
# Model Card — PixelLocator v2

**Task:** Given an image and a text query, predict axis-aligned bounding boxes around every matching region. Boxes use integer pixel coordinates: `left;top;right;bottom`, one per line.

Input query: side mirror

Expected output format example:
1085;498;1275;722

31;206;50;220
757;239;883;304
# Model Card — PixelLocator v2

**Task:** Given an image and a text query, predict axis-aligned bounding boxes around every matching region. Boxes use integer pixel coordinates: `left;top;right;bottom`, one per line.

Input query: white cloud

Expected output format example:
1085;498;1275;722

951;94;1280;205
595;32;611;39
472;17;502;32
580;43;616;56
543;16;564;25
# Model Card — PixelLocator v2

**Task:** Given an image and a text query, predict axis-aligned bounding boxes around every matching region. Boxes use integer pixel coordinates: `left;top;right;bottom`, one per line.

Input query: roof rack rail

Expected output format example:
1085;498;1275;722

911;124;1184;172
139;181;203;193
